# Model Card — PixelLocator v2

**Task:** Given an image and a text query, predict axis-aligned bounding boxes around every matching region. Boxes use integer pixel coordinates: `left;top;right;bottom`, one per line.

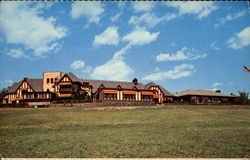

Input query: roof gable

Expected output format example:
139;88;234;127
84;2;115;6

145;82;173;96
7;78;43;93
56;72;80;83
158;85;173;96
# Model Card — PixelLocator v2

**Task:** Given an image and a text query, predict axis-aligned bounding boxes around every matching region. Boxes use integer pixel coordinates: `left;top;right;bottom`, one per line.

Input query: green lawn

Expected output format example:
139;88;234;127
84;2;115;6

1;105;250;158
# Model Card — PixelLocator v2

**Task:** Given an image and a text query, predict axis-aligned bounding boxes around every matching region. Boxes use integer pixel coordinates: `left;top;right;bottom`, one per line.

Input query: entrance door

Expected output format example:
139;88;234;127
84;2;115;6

154;98;159;103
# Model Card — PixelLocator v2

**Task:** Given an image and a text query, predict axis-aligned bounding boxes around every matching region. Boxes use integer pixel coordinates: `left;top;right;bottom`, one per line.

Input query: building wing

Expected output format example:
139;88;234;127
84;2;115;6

175;90;236;97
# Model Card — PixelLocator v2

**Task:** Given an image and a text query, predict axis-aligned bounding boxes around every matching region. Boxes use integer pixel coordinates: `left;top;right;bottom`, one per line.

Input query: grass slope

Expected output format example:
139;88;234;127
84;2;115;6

0;105;250;158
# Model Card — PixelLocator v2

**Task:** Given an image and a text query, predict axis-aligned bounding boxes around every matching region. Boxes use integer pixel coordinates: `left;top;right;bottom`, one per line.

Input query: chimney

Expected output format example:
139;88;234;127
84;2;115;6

24;77;28;80
132;78;138;85
215;90;221;93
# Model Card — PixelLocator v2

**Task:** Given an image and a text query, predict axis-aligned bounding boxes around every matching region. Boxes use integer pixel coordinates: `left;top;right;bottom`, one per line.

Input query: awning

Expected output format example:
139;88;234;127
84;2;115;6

165;97;173;100
60;93;72;97
141;91;154;95
103;89;117;94
59;82;72;85
153;94;160;98
123;90;136;94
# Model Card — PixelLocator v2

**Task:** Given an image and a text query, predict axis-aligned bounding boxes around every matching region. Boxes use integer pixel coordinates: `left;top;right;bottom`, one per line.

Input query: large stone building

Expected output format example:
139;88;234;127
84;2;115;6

2;72;174;105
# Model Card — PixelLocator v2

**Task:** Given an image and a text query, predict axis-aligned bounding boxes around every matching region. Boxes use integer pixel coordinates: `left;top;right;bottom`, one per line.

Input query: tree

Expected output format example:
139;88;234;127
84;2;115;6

237;91;249;105
72;83;90;101
72;83;81;99
0;87;9;98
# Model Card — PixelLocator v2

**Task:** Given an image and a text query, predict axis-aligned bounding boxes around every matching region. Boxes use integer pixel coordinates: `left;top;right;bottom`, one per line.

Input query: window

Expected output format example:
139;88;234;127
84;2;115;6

103;93;117;100
55;78;57;81
221;98;228;102
47;78;49;84
141;95;153;101
51;78;53;83
26;94;34;99
201;97;210;103
41;93;47;99
123;94;136;101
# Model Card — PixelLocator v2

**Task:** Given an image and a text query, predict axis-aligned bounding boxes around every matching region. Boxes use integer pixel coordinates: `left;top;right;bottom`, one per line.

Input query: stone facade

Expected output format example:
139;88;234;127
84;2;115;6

43;72;63;92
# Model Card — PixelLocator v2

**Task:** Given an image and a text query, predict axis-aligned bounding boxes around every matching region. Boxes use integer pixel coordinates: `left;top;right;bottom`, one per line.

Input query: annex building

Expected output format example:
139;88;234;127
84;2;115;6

2;72;174;105
174;90;236;104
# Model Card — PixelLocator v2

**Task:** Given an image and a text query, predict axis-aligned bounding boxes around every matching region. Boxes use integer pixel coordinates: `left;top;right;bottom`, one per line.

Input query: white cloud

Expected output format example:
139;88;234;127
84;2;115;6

214;10;246;27
70;60;85;70
91;27;160;81
166;2;217;19
117;2;126;9
33;2;55;11
129;13;177;28
209;82;222;91
82;66;93;74
5;80;13;84
154;67;161;72
133;2;155;12
143;64;195;81
91;58;134;81
212;82;222;88
123;28;159;46
93;26;120;46
70;2;104;24
156;47;207;61
113;44;132;60
91;45;134;81
0;2;67;57
227;26;250;49
209;41;220;50
111;12;122;22
7;48;28;59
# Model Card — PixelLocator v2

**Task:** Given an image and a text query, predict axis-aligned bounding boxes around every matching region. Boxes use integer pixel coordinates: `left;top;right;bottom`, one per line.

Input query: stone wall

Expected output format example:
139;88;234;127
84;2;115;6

49;101;155;107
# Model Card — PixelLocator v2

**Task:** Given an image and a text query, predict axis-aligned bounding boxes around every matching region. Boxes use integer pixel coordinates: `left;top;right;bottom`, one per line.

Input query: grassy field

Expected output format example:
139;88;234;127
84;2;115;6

0;105;250;158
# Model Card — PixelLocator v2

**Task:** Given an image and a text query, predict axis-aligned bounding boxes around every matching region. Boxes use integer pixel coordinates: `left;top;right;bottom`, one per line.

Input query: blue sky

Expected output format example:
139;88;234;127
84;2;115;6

0;1;249;95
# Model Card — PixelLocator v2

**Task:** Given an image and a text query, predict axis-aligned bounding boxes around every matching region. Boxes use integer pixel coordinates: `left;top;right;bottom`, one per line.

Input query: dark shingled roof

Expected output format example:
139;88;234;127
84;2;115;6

145;82;157;89
66;73;173;95
56;72;80;83
7;72;173;96
7;81;22;93
26;79;43;92
7;79;43;93
145;82;173;96
67;72;79;82
175;90;236;97
158;85;173;96
81;79;146;93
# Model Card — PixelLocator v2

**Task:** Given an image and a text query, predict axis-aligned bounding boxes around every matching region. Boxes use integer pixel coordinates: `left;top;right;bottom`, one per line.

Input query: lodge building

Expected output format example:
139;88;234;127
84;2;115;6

1;71;237;106
2;72;174;105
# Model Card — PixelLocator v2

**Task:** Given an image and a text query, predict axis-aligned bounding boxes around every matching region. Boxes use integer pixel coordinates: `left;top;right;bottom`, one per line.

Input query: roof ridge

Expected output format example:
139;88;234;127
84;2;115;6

81;78;144;84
